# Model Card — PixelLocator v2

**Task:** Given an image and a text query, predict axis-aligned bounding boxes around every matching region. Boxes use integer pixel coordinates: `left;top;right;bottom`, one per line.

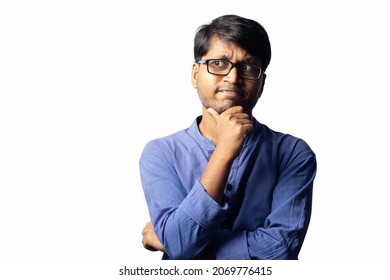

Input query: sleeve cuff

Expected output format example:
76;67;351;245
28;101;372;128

178;180;227;231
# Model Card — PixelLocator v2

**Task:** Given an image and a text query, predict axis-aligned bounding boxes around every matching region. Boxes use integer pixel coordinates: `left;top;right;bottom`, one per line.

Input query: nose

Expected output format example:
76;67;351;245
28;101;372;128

223;65;241;83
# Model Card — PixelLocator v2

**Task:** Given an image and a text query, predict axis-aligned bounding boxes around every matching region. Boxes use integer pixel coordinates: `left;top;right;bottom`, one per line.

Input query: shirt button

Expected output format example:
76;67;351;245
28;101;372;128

226;184;233;191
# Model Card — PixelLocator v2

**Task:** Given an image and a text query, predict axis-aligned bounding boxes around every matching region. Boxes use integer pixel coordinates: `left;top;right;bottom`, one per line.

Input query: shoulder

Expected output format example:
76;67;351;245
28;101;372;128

141;129;187;157
140;119;199;161
253;120;316;171
257;120;314;154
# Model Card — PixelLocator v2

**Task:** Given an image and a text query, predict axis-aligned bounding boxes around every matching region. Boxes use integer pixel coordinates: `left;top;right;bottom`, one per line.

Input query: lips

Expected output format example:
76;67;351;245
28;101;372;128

217;88;244;98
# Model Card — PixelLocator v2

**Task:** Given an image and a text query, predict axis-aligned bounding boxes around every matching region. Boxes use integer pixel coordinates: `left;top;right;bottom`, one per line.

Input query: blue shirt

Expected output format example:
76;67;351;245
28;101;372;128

139;117;316;260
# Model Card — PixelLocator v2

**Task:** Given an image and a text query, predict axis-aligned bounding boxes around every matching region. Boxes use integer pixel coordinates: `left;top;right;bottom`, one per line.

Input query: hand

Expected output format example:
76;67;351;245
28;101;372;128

207;106;253;159
142;221;165;252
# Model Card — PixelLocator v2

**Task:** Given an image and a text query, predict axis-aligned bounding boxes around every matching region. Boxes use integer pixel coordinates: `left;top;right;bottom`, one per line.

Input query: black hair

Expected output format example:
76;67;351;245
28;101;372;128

194;14;271;70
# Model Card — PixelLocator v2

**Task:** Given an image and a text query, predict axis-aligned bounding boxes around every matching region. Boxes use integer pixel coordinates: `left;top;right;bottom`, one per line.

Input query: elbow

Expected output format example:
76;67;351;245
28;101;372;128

249;230;304;260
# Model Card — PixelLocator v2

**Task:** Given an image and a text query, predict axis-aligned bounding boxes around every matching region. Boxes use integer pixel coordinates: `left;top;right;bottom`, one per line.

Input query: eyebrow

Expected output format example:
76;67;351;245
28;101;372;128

212;55;257;64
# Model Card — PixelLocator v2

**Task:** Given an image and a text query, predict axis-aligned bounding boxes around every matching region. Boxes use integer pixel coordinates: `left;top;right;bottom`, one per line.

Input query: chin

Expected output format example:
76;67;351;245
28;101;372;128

216;101;241;113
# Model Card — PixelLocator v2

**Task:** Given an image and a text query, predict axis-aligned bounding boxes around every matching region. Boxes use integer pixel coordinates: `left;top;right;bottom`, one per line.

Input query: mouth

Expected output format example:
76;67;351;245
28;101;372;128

217;89;244;99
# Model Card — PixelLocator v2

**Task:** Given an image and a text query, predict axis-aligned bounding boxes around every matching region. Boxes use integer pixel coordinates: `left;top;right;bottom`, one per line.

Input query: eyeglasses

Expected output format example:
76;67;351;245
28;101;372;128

197;59;263;80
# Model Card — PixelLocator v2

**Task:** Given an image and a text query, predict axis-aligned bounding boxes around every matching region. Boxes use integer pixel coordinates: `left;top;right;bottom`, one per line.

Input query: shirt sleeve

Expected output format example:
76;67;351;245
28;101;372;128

214;146;317;260
139;141;228;259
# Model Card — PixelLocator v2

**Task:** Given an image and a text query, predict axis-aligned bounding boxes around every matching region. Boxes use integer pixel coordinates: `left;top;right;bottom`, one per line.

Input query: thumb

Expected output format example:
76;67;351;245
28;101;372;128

207;107;219;118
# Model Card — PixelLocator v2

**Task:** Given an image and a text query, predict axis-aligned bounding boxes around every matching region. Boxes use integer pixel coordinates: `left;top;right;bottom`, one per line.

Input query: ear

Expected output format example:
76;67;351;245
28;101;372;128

191;63;200;88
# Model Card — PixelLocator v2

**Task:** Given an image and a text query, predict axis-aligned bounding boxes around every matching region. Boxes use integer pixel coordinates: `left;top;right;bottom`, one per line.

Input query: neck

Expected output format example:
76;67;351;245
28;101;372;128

198;119;216;145
198;108;218;145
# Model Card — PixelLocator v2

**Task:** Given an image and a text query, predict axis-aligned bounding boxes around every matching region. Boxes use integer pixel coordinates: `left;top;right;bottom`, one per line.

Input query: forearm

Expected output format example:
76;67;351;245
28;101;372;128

200;147;235;203
200;106;252;203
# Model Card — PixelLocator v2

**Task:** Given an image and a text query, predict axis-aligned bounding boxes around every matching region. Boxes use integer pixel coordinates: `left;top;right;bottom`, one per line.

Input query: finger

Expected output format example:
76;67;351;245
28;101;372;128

231;113;252;120
144;243;158;252
237;119;253;126
142;235;158;251
223;105;245;114
207;107;219;117
142;221;152;235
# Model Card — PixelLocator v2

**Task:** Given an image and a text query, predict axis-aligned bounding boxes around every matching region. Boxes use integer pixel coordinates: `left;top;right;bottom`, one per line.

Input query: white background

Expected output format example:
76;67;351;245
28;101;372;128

1;0;389;261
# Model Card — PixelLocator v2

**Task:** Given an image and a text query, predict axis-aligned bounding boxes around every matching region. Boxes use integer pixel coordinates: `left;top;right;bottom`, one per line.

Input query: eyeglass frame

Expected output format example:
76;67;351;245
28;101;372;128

196;58;264;80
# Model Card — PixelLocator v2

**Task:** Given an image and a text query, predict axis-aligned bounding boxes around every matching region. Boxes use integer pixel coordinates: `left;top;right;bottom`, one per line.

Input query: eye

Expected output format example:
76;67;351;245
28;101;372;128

240;64;252;71
211;59;229;69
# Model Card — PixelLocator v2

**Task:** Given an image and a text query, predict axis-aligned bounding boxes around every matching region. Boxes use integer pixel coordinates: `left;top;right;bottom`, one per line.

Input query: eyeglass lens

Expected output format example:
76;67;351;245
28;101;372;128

207;59;261;79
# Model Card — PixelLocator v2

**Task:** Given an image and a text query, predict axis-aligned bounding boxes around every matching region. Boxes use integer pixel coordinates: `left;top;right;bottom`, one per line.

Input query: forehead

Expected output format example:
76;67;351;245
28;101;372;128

205;36;255;61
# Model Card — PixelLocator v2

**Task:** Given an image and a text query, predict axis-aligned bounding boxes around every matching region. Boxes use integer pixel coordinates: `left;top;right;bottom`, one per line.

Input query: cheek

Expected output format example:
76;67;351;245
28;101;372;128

250;80;264;97
245;84;263;106
197;74;217;94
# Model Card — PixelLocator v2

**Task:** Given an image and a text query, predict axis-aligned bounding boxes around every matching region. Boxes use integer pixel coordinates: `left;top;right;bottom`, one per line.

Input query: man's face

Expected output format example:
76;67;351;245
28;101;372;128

191;36;266;115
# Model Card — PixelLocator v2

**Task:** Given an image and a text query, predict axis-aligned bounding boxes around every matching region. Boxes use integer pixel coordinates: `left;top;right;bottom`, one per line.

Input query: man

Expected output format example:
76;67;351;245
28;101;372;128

140;14;316;259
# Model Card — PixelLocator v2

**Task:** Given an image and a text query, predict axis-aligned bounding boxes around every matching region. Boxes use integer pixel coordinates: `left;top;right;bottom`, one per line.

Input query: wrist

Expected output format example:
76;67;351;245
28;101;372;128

213;145;239;164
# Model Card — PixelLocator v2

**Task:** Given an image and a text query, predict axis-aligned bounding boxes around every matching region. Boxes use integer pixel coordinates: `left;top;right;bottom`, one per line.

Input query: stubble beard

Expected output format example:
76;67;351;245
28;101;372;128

201;99;236;114
199;93;241;114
